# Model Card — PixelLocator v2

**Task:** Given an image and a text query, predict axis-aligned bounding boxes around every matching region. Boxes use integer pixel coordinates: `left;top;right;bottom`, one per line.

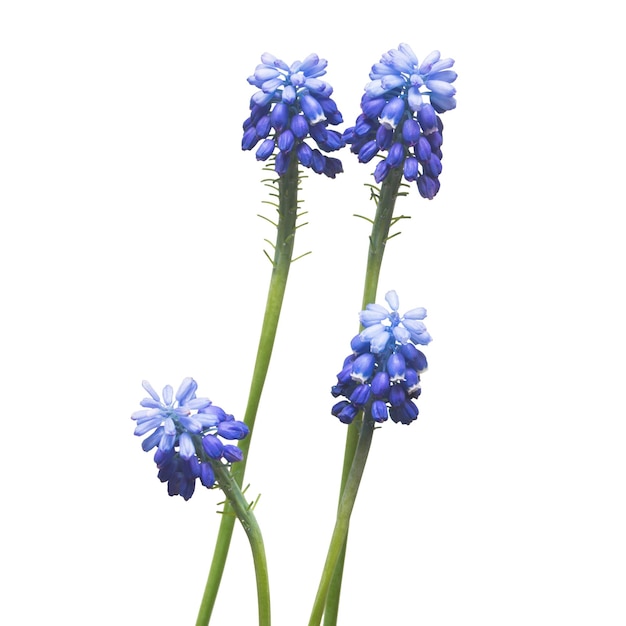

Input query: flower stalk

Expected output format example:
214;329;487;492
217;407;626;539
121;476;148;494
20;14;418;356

318;42;457;621
313;167;404;626
195;154;301;626
210;460;271;626
309;411;376;626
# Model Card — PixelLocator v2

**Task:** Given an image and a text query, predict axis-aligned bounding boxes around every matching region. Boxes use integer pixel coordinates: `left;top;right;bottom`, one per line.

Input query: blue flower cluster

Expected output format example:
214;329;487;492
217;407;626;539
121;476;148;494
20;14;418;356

343;44;457;199
131;378;248;500
331;291;431;425
243;53;344;178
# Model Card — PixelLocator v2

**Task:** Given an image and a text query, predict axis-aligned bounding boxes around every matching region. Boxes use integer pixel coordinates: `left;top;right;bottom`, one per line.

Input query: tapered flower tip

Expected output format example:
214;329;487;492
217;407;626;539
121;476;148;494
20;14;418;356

419;50;441;74
373;159;390;183
332;400;351;418
400;343;428;371
202;434;224;459
371;371;390;397
358;140;378;163
175;377;197;404
324;157;343;178
291;114;309;139
392;325;411;344
403;368;421;395
389;384;407;407
179;432;195;460
379;98;405;130
222;445;244;463
398;43;418;66
403;156;419;181
401;118;421;146
390;400;419;424
387;352;406;382
351;352;376;383
260;52;289;71
162;385;173;406
417;104;438;135
301;94;326;125
200;463;216;488
336;402;358;424
350;334;370;354
277;129;295;152
361;325;392;353
350;383;371;408
251;65;281;83
271;102;289;132
361;97;386;119
383;49;414;74
282;84;297;104
404;306;427;320
371;399;389;422
299;53;320;73
256;138;275;161
417;174;440;199
217;420;250;440
386;142;405;168
360;303;389;327
411;329;433;345
242;126;259;151
385;290;400;311
430;94;457;113
142;380;160;402
426;80;456;98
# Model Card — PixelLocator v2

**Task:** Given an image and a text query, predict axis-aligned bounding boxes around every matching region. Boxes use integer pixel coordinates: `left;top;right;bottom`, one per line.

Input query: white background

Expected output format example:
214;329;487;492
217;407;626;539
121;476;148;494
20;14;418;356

1;1;625;625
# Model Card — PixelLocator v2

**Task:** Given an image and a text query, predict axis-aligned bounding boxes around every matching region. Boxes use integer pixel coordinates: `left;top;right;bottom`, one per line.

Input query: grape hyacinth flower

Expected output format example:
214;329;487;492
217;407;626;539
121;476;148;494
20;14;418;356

242;52;345;178
343;43;457;199
331;291;431;425
131;378;249;500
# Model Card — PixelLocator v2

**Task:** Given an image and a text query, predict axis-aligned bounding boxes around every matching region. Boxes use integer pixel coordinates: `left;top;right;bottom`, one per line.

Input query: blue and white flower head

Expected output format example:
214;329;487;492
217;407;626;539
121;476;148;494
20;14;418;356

131;378;249;500
242;52;345;178
343;43;457;198
331;291;431;425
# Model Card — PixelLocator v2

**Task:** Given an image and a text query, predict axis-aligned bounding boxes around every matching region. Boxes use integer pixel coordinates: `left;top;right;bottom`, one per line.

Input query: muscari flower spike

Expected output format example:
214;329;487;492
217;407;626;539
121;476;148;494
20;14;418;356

131;378;249;501
343;43;457;199
331;291;431;425
242;52;345;178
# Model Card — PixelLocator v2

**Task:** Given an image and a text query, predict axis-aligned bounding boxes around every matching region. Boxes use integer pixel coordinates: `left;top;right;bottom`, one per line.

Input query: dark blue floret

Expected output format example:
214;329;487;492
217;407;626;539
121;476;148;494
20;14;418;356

350;384;371;408
222;445;244;463
256;139;275;161
371;400;389;422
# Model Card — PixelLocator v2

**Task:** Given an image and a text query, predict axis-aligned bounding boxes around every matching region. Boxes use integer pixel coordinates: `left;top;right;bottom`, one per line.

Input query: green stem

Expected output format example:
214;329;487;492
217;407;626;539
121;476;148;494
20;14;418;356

321;168;404;626
211;462;271;626
308;413;376;626
195;155;301;626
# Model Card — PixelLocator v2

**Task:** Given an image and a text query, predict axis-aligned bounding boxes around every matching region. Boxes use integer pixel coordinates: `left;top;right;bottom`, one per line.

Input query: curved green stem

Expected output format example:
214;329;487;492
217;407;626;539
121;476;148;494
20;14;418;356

321;168;404;626
195;155;301;626
211;462;271;626
308;413;376;626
